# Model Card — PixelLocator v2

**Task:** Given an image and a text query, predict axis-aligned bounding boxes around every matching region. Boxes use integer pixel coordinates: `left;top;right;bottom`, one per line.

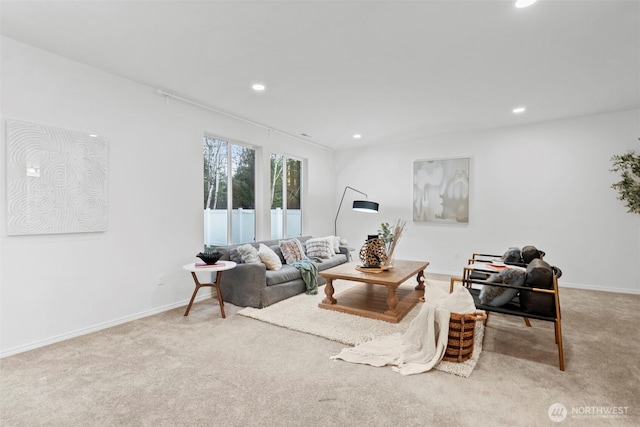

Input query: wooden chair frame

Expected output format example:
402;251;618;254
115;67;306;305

451;254;564;371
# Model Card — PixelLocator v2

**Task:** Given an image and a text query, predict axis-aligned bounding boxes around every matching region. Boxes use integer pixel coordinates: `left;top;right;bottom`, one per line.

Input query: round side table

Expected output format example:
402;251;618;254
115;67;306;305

182;261;236;318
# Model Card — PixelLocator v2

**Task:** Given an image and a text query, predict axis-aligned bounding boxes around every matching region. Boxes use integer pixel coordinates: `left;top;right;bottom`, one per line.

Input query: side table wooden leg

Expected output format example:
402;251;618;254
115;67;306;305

322;278;336;304
214;271;226;319
184;272;201;316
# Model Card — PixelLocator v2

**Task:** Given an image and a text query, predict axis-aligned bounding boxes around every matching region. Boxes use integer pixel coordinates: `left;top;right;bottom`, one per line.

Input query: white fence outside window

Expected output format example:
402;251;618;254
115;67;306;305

204;208;301;247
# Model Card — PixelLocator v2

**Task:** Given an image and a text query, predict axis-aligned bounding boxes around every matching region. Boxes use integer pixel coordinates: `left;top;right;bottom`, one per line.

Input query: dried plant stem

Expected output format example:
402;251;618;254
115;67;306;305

385;219;406;262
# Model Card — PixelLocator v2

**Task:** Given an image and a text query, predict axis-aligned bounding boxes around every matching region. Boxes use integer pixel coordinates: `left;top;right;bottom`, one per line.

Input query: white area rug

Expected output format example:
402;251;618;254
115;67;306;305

238;279;484;377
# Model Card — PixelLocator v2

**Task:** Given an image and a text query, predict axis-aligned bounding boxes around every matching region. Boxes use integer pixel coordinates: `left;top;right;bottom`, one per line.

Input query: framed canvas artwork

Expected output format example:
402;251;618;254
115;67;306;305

6;120;108;235
413;157;469;223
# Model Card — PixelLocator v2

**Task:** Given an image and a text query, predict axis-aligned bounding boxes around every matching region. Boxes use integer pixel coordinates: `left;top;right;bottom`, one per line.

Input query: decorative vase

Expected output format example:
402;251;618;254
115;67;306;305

196;251;222;265
358;236;388;268
382;254;395;268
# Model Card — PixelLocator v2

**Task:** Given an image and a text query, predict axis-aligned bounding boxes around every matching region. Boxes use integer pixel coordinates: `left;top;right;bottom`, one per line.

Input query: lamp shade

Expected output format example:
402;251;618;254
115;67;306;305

334;186;379;236
352;200;379;213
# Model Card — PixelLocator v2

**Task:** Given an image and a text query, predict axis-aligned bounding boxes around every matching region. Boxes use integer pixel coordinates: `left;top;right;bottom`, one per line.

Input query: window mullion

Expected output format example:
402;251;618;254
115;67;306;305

226;143;233;245
282;156;288;236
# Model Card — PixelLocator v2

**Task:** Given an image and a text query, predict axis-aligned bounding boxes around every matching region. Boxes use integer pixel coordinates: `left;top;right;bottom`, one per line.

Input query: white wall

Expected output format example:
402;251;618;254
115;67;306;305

334;109;640;294
0;37;336;356
2;36;638;358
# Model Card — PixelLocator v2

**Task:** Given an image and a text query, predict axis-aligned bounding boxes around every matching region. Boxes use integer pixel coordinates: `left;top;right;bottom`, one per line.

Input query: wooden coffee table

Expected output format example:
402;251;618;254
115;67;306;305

318;260;429;323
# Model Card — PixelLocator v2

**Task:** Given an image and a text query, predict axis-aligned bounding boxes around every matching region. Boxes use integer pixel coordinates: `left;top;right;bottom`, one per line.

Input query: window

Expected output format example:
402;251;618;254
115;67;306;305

204;136;255;248
270;153;302;239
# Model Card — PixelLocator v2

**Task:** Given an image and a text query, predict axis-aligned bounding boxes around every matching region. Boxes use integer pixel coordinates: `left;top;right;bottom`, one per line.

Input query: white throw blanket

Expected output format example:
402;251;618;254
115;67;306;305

331;282;476;375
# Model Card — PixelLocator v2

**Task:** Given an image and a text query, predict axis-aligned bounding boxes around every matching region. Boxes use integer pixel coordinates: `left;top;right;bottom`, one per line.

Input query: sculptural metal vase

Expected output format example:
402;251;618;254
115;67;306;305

358;236;388;268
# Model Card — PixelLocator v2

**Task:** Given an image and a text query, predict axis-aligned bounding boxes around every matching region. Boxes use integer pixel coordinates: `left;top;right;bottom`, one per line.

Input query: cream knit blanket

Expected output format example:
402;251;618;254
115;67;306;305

331;283;476;375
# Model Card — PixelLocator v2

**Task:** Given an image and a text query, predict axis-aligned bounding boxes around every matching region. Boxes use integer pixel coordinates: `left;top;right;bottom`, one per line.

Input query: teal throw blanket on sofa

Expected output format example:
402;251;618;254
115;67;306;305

291;258;320;295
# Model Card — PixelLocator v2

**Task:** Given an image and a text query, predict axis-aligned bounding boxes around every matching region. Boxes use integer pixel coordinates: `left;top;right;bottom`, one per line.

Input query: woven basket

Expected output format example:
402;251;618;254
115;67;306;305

442;311;487;363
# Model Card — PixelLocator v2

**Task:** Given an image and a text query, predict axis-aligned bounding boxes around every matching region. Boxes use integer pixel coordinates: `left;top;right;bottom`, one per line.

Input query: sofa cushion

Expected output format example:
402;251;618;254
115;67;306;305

279;238;306;264
265;254;347;286
315;254;348;271
306;237;333;259
237;243;261;264
520;289;556;317
265;265;302;286
258;244;282;270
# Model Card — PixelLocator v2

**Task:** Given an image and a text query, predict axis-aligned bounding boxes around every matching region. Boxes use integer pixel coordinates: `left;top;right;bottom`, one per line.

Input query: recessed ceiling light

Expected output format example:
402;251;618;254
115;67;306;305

515;0;537;8
512;107;526;114
89;134;98;138
252;83;266;91
353;134;362;139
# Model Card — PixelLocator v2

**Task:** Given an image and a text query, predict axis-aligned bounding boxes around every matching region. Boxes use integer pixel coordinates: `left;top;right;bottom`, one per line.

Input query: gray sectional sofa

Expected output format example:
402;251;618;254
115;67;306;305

215;235;349;308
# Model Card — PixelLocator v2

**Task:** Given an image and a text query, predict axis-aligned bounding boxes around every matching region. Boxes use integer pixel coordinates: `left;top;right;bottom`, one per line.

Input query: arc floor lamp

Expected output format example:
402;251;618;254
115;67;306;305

334;186;379;236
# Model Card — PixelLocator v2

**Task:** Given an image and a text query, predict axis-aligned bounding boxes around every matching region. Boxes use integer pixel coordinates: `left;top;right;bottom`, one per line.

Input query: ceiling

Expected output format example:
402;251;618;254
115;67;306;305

1;0;639;150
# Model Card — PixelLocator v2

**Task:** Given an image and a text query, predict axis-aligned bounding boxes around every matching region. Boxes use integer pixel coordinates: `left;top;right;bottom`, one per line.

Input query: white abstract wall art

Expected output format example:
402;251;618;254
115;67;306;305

6;120;108;235
413;157;470;223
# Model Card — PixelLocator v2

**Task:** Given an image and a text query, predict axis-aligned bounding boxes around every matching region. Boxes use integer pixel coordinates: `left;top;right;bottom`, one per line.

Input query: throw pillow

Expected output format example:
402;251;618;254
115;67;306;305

520;258;555;316
229;248;243;264
258;243;282;270
236;244;261;264
522;245;545;264
270;245;287;264
326;235;341;254
321;236;338;255
525;258;553;289
279;238;306;264
305;237;333;259
479;268;525;307
503;247;523;265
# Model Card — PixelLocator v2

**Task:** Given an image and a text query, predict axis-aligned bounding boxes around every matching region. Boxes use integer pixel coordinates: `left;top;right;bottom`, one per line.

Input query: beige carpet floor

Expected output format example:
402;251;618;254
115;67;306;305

238;279;484;377
1;277;639;426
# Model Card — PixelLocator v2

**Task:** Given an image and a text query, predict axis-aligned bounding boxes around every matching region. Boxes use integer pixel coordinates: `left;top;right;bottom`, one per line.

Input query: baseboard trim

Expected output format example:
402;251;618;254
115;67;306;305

557;281;640;295
0;294;211;359
3;274;637;358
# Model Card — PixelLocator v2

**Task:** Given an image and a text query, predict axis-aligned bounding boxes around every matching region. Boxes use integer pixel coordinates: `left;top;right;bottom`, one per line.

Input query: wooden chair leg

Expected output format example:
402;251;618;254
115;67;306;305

556;320;565;371
449;276;461;293
552;275;564;370
523;317;531;327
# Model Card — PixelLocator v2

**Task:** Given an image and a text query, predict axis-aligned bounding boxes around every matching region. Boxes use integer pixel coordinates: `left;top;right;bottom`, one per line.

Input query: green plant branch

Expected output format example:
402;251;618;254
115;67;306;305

611;149;640;215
